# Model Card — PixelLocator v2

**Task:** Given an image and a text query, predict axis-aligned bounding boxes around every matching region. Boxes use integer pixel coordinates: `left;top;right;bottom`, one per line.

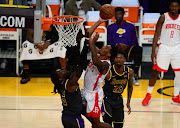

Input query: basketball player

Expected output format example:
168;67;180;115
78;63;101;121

81;18;116;128
51;41;89;128
142;0;180;106
101;51;133;128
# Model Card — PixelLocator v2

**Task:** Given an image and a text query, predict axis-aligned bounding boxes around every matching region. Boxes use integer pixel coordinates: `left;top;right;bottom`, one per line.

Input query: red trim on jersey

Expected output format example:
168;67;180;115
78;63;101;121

173;68;180;71
86;92;101;118
152;43;168;72
168;12;179;21
93;74;103;91
152;63;168;72
101;59;110;61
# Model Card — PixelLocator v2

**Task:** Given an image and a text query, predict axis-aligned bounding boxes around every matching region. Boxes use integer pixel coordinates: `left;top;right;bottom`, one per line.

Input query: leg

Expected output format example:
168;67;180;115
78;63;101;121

112;98;124;128
171;71;180;105
127;45;142;86
20;60;30;84
142;70;160;106
90;116;112;128
62;115;84;128
101;98;112;126
127;45;142;77
149;70;160;87
114;123;123;128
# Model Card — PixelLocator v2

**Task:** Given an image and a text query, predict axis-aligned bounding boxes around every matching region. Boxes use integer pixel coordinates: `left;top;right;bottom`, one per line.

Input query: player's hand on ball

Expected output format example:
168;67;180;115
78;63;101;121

99;17;109;22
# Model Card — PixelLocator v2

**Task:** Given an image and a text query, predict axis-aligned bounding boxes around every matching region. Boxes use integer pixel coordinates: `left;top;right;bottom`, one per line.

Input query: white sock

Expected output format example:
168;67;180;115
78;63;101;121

174;71;180;96
173;89;179;96
147;86;154;94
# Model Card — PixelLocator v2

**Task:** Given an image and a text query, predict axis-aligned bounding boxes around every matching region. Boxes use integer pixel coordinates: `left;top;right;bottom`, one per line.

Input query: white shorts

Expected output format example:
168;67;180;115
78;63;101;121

81;86;104;118
153;43;180;72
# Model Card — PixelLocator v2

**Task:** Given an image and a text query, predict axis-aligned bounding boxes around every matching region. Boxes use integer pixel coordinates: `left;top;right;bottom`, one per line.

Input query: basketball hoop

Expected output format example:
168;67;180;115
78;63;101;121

42;15;84;47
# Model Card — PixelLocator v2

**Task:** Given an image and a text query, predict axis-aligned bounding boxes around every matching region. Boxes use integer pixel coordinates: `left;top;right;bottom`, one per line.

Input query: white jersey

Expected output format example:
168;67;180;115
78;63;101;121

83;59;111;91
159;12;180;45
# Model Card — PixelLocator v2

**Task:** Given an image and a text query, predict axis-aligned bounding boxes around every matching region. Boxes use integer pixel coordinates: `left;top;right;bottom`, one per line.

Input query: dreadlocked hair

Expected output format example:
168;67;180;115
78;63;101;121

51;69;70;94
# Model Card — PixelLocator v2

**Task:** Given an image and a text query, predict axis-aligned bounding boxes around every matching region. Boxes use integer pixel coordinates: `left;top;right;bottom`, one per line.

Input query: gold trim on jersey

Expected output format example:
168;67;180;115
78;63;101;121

113;65;125;76
127;45;135;61
128;67;130;80
112;120;124;123
65;79;69;90
76;118;80;128
107;70;112;81
102;97;112;117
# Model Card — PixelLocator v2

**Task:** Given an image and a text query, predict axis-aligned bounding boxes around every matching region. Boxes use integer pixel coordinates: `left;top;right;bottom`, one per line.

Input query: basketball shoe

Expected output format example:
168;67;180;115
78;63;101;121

171;94;180;105
133;75;140;86
142;93;151;106
20;69;30;84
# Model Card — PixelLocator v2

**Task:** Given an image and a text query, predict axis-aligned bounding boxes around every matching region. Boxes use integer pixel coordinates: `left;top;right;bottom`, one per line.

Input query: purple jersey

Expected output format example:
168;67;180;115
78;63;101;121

107;21;138;47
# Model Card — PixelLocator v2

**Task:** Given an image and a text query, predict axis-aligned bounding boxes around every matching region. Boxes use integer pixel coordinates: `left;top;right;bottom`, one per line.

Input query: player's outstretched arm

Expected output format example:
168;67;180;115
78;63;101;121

89;32;109;74
151;15;165;63
66;42;89;92
127;68;134;115
87;17;108;38
66;67;83;93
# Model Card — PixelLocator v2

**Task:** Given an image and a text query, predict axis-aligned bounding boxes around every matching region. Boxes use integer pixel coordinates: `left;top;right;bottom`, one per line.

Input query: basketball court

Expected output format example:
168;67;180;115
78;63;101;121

0;77;179;128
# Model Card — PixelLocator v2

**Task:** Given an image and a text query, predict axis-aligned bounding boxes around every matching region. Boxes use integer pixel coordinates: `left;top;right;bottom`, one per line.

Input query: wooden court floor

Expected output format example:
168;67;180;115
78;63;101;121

0;77;180;128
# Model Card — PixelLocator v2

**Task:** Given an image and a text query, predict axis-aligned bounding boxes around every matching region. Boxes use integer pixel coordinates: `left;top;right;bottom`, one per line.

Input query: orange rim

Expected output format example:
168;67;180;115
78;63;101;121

52;15;84;25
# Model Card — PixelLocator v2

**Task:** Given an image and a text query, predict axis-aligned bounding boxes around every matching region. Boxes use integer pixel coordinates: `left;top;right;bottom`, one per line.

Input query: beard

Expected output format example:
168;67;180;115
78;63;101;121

116;64;123;68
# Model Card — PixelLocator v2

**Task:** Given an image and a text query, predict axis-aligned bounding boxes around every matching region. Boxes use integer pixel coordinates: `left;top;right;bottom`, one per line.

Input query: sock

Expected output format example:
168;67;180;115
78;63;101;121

173;89;179;97
174;71;180;96
147;86;154;94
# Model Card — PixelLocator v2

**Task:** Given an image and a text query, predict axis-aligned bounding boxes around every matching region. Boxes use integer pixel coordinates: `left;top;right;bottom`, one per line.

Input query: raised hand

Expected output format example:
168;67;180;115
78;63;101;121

89;32;99;48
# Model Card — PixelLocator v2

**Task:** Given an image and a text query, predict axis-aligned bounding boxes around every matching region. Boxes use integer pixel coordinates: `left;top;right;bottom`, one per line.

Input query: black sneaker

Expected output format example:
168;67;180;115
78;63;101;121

20;69;30;84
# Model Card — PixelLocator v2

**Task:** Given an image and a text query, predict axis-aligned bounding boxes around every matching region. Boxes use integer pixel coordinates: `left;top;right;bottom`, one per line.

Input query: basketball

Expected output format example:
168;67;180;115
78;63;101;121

100;4;115;19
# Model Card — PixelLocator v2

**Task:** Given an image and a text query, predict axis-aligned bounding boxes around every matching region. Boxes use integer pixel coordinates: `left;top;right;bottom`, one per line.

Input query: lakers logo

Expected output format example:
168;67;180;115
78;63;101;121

61;90;67;106
116;28;126;35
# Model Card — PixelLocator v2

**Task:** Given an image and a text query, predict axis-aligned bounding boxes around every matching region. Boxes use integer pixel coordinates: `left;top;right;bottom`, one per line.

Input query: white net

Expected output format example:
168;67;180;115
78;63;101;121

54;16;84;47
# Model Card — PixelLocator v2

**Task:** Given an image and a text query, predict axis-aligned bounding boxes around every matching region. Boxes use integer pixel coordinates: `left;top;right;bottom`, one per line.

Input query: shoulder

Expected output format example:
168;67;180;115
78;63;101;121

125;21;135;28
128;68;134;77
107;22;116;28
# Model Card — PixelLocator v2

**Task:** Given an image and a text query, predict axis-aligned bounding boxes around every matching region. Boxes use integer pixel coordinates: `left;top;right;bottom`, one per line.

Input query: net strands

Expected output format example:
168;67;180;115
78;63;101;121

54;16;84;47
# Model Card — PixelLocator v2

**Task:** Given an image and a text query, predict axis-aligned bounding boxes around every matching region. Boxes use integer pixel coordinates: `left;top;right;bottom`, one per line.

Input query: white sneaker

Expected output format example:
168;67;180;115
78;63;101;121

133;76;140;86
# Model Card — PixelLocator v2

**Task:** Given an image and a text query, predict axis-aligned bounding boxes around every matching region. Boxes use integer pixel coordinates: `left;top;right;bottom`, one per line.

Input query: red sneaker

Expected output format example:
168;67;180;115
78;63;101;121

142;93;152;106
171;95;180;105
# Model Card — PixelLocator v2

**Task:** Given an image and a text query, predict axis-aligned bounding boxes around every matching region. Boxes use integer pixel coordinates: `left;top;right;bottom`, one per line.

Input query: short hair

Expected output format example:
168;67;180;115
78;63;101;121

170;0;180;6
115;7;125;15
116;50;127;60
